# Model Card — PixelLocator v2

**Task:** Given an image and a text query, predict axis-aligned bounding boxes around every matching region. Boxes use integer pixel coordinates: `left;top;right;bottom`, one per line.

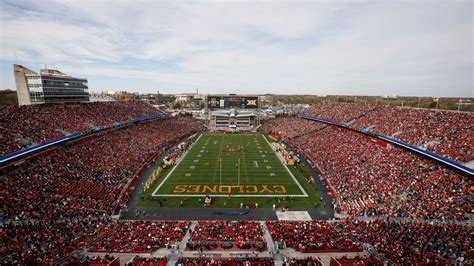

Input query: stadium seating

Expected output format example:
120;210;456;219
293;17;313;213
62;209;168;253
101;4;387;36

1;217;112;264
266;221;361;253
88;220;190;253
188;221;266;251
1;101;472;264
3;219;470;264
177;257;275;266
304;102;472;162
283;256;322;266
126;255;167;266
338;219;472;264
0;101;204;263
303;102;377;125
0;101;161;156
261;106;473;220
66;254;120;266
1;117;204;221
329;256;381;266
263;102;472;163
262;117;325;140
350;105;472;162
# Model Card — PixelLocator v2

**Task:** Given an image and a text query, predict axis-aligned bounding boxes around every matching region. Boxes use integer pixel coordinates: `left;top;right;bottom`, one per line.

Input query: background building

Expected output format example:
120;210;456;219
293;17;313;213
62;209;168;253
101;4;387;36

13;64;89;105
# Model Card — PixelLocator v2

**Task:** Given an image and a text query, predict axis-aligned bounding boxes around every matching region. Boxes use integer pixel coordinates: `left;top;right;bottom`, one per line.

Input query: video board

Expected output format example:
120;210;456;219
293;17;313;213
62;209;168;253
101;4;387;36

207;95;259;109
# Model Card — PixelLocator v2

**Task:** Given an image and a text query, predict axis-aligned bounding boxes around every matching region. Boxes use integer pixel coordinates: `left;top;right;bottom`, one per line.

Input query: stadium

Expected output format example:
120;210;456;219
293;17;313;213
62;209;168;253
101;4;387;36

0;97;472;265
1;1;473;265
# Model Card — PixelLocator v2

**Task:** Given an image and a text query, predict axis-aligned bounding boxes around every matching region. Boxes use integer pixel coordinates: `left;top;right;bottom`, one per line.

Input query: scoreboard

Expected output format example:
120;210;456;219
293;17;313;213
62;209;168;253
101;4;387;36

207;95;259;109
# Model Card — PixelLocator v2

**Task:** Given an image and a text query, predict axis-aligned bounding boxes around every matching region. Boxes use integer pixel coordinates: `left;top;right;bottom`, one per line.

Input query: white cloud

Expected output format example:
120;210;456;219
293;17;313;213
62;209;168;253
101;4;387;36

0;0;472;96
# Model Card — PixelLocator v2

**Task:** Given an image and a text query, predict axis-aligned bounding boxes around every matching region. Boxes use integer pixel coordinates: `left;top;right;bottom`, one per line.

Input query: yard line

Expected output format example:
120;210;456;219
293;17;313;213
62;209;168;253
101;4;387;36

211;134;225;184
153;133;308;197
151;134;203;196
261;134;308;197
239;134;250;184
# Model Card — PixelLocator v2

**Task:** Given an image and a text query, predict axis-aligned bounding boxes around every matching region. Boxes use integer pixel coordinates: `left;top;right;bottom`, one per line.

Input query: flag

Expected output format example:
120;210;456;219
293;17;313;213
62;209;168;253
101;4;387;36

433;98;439;102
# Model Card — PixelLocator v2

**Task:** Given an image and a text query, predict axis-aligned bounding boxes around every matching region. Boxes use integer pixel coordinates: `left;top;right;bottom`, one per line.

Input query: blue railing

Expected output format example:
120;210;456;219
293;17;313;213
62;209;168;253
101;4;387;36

299;115;473;175
0;132;84;164
0;113;167;164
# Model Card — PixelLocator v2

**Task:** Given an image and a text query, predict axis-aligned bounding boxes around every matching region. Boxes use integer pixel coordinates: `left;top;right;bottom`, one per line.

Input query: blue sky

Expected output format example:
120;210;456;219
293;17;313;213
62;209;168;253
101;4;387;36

0;0;472;97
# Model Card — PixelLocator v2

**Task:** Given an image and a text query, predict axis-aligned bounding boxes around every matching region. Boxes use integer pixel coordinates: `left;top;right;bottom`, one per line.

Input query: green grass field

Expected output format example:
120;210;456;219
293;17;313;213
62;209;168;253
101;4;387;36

137;133;319;208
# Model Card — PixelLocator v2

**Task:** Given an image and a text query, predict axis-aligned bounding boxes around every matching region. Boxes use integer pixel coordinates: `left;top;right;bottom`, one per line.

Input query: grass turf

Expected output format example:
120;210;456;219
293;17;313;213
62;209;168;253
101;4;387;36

136;133;319;208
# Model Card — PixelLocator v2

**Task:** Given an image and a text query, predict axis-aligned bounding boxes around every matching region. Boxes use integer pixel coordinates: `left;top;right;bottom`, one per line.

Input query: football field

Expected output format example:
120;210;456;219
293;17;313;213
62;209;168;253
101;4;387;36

151;133;308;197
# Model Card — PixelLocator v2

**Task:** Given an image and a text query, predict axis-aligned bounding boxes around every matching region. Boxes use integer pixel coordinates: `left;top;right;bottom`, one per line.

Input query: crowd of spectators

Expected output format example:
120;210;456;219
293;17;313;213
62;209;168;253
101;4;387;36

261;110;472;220
1;101;204;262
1;100;472;263
88;220;190;253
1;216;111;264
310;102;472;162
259;102;472;264
66;254;119;265
177;257;274;266
164;140;192;164
268;219;472;264
282;256;322;266
350;105;472;162
188;221;266;251
329;256;381;266
126;255;167;266
263;102;472;162
1;117;204;221
338;219;472;264
302;102;377;125
0;101;162;156
266;221;361;253
262;118;325;140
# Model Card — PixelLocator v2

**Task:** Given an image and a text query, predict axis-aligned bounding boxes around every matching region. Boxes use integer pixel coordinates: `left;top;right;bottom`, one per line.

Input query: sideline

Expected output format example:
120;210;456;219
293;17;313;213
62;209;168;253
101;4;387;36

151;134;203;197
